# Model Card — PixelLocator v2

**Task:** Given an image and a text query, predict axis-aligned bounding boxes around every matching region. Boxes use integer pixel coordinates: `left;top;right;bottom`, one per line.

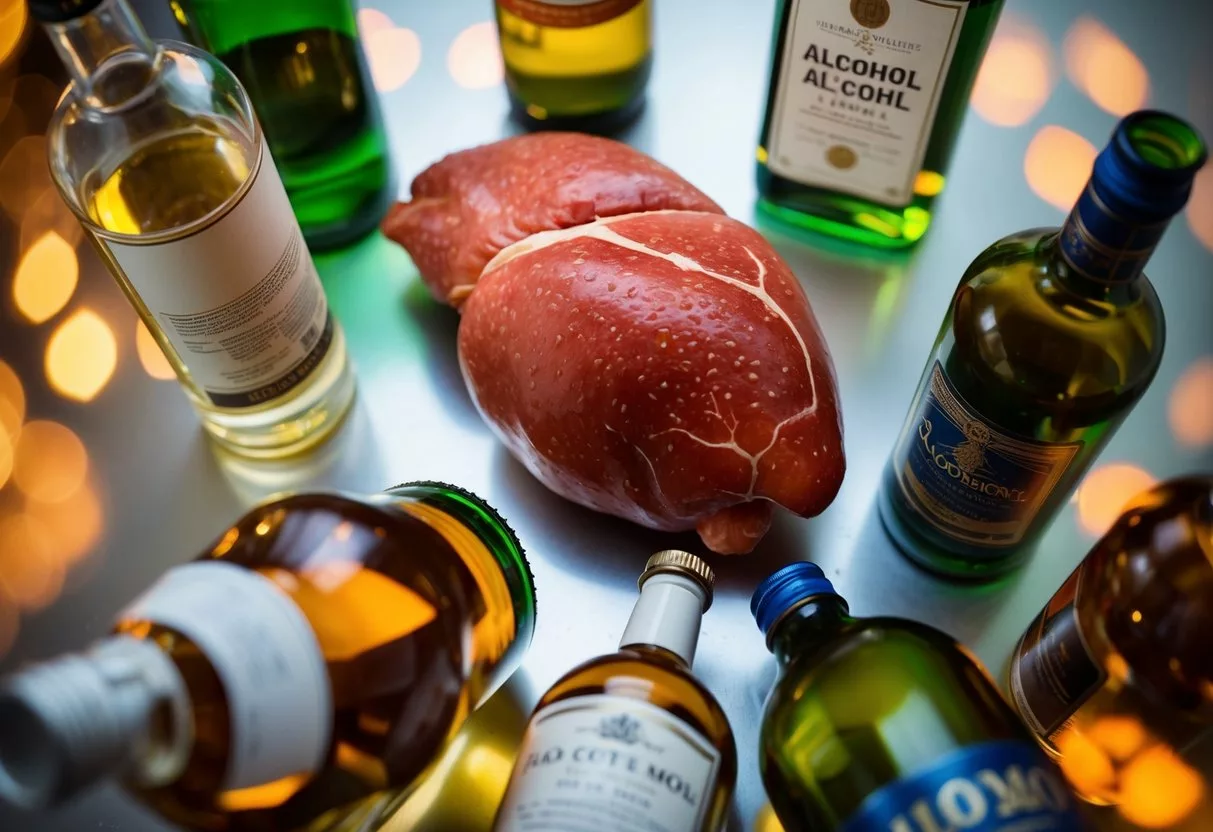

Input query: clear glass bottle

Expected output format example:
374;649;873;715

756;0;1004;248
0;482;537;831
879;111;1207;579
493;550;736;832
1008;476;1213;831
495;0;651;132
171;0;395;250
33;0;356;458
753;562;1087;832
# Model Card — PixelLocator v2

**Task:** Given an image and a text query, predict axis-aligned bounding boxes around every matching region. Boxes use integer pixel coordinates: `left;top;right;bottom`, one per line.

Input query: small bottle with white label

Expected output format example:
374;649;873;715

756;0;1004;248
493;550;736;832
0;482;537;830
34;0;355;457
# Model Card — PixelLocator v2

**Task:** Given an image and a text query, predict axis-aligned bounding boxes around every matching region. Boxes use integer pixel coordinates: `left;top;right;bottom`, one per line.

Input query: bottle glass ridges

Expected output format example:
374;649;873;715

0;483;536;831
34;0;356;458
880;111;1207;579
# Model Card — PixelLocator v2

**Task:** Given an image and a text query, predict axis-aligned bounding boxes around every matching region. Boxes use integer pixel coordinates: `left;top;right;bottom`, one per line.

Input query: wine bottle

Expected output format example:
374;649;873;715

493;550;736;831
495;0;651;132
0;483;537;831
33;0;356;458
753;562;1087;832
756;0;1004;248
1009;476;1213;829
172;0;395;250
879;110;1207;579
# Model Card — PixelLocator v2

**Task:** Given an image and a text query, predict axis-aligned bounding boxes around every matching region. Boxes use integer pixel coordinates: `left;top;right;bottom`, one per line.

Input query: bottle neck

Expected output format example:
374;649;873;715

619;573;709;668
44;0;159;109
768;595;852;667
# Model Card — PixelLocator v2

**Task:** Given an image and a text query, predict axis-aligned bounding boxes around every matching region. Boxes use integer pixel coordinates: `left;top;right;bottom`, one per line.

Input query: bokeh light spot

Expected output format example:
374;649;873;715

27;479;103;565
0;358;25;442
0;424;12;491
1169;356;1213;448
357;8;395;38
1118;744;1204;828
0;0;28;67
0;135;51;219
1076;463;1157;537
45;308;118;403
1187;164;1213;254
971;14;1053;127
13;231;78;324
448;22;503;90
13;420;88;504
365;26;422;93
0;590;17;661
135;321;175;380
1064;17;1149;117
1024;126;1097;212
0;512;65;611
21;187;84;251
1055;728;1116;798
1087;715;1147;762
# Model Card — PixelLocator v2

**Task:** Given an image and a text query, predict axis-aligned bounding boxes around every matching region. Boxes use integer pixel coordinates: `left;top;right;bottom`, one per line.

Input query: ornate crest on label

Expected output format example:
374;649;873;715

850;0;891;29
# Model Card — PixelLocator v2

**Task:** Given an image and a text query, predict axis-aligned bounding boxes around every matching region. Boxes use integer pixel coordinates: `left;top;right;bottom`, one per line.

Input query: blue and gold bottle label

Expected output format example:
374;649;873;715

840;740;1085;832
893;363;1082;548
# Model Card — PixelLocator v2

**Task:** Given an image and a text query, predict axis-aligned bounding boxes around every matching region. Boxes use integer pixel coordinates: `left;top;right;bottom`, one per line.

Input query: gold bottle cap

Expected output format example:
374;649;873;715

640;550;715;609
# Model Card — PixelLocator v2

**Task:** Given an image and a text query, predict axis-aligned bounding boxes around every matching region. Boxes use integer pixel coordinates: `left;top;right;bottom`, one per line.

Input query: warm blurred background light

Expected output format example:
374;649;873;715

12;420;88;504
1187;165;1213;254
0;359;25;444
1169;357;1213;448
1117;745;1204;828
21;187;84;251
135;321;175;380
356;7;394;37
356;7;421;93
13;230;78;323
27;479;103;566
1024;125;1097;212
45;308;118;402
0;0;28;67
1076;463;1157;537
0;511;65;611
0;589;17;661
448;22;503;90
0;134;50;219
1063;16;1149;117
970;13;1054;127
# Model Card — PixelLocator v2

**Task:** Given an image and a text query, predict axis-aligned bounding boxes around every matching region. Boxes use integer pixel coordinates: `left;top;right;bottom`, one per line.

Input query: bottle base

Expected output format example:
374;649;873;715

507;91;646;136
876;483;1025;583
193;326;358;460
756;196;930;251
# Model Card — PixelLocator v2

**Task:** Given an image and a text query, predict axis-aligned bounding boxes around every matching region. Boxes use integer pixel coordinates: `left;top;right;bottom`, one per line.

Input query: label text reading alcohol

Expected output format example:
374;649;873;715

521;744;700;805
800;45;921;111
887;764;1072;832
918;419;1027;502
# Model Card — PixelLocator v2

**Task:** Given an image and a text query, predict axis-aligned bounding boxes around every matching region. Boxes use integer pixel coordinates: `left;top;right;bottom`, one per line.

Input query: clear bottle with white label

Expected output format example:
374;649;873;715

493;550;736;832
0;483;537;831
33;0;355;458
756;0;1004;249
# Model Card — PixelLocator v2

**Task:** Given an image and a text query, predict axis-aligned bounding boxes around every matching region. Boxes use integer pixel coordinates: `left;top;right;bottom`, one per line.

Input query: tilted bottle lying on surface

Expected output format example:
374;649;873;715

493;551;736;832
32;0;356;458
753;562;1087;832
172;0;395;250
756;0;1005;248
879;110;1208;579
494;0;651;132
1009;475;1213;830
0;483;536;832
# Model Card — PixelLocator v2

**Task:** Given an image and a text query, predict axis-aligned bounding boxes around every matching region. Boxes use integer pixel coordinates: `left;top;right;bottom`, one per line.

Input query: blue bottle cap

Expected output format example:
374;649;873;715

751;562;842;639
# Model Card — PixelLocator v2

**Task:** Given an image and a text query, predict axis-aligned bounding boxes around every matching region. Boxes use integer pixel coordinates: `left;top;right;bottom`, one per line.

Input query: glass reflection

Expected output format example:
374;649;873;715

449;22;504;90
1024;125;1097;212
45;308;118;402
1063;16;1149;117
1075;463;1157;537
970;13;1053;127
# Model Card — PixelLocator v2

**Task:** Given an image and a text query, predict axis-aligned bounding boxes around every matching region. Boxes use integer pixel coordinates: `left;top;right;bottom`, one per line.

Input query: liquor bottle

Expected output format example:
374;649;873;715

756;0;1004;248
0;482;537;832
33;0;356;459
1009;476;1213;829
495;0;651;132
493;551;736;831
753;562;1087;832
879;110;1207;579
172;0;395;250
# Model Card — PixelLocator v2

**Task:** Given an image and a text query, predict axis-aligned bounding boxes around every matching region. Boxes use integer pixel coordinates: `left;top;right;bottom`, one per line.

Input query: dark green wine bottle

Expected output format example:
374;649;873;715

752;563;1087;832
173;0;394;250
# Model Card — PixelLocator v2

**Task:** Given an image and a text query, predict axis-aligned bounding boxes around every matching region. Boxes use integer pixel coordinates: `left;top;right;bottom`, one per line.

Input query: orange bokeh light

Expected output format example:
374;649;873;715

135;321;175;381
0;0;28;67
1076;463;1157;537
448;22;503;90
0;424;12;492
28;479;103;565
970;15;1053;127
0;134;50;219
21;187;84;252
1063;17;1149;117
365;26;422;93
45;308;118;403
1118;745;1204;828
1187;164;1213;254
0;358;24;441
1088;715;1147;762
1169;356;1213;448
12;420;89;504
1024;125;1097;212
13;230;78;324
1056;727;1116;798
0;512;65;611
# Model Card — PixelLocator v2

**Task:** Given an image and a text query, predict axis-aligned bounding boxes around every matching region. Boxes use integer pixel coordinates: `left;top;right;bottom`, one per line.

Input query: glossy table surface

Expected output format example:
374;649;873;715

1;0;1211;830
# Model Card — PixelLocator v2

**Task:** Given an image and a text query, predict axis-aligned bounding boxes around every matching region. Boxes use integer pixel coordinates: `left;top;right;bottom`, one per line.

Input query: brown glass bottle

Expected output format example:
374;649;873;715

0;483;536;831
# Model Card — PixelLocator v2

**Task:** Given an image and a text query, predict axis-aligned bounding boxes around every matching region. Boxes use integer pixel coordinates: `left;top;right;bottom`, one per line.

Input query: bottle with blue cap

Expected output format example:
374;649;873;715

879;110;1207;580
752;562;1087;832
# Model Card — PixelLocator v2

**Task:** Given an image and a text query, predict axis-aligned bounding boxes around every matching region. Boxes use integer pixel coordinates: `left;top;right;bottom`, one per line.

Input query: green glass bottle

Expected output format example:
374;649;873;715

756;0;1003;248
752;562;1087;832
879;111;1207;580
173;0;394;250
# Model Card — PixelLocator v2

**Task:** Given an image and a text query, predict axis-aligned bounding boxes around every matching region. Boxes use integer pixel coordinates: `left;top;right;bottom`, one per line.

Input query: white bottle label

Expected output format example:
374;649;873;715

765;0;968;205
120;561;331;791
495;694;720;832
103;141;333;409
